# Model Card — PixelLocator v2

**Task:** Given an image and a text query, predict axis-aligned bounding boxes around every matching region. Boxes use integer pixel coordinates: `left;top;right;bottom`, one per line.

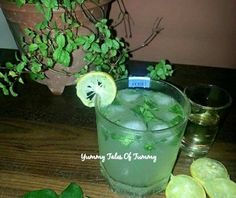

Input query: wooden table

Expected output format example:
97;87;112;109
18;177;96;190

0;55;236;197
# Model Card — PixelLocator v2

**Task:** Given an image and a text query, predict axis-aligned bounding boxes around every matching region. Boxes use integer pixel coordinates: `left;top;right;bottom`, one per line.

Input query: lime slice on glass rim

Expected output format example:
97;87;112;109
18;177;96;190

190;157;229;185
165;175;206;198
76;71;117;107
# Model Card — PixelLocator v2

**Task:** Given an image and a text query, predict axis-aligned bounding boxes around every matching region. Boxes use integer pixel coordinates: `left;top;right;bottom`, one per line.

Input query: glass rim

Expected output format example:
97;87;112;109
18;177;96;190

184;83;232;111
95;78;191;134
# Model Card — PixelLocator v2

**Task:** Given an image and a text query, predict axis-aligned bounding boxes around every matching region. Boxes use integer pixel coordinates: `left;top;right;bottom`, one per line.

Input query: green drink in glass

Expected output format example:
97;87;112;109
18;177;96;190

95;77;190;197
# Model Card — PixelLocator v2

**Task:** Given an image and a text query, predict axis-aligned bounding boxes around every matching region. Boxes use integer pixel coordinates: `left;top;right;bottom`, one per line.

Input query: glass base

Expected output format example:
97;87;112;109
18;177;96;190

181;143;209;158
100;162;168;198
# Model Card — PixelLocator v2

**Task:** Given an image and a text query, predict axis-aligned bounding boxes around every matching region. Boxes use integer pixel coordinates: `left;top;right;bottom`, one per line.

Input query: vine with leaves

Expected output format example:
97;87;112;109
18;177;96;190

0;0;169;96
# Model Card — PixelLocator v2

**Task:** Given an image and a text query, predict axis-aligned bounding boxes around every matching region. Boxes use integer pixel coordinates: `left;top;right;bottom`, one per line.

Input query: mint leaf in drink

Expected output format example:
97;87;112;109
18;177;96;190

111;133;135;146
169;104;185;126
169;104;183;116
135;97;158;123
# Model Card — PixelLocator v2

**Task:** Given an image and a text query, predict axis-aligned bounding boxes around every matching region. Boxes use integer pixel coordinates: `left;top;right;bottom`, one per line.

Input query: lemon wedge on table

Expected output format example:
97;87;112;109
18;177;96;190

76;71;117;107
204;178;236;198
165;175;206;198
190;157;229;185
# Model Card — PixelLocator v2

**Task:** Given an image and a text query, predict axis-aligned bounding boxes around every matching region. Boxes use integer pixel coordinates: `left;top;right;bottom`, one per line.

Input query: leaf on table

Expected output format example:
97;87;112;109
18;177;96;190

22;189;58;198
59;182;84;198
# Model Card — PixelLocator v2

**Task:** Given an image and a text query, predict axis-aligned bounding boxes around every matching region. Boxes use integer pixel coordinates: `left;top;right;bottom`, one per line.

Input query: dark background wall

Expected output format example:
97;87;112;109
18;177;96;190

110;0;236;68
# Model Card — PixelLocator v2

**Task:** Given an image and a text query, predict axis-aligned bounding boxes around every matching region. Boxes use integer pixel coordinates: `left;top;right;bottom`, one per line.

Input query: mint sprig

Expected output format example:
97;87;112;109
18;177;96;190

22;182;85;198
147;59;173;80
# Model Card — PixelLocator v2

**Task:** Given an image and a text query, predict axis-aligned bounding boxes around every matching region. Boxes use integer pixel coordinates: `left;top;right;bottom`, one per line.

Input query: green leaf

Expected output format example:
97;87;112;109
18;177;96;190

63;0;72;9
61;51;71;67
65;30;73;39
65;43;73;53
101;43;109;54
0;72;5;79
91;43;101;53
166;64;172;70
112;40;120;49
0;72;9;82
18;77;24;84
146;65;154;72
53;48;63;61
35;21;48;30
42;34;49;44
21;54;28;63
56;33;66;48
115;37;123;45
9;85;18;97
75;36;86;46
44;8;52;21
105;39;113;48
104;29;111;38
16;62;26;73
24;28;33;36
93;56;103;65
34;35;42;44
29;43;38;52
83;41;91;50
35;2;44;13
15;0;25;7
118;55;127;64
84;52;94;62
29;72;45;80
31;62;42;73
22;189;58;198
15;52;21;62
137;99;157;123
54;49;71;67
111;133;135;146
8;71;18;78
88;34;95;43
6;62;14;69
119;64;126;72
59;182;83;198
100;19;107;25
110;49;117;57
101;64;110;70
47;58;54;67
0;82;9;95
147;60;173;80
39;43;48;57
76;0;85;5
41;0;58;8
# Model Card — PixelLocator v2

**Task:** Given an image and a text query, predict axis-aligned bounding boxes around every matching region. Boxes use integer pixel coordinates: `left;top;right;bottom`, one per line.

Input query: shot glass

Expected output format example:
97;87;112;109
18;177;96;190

181;84;232;158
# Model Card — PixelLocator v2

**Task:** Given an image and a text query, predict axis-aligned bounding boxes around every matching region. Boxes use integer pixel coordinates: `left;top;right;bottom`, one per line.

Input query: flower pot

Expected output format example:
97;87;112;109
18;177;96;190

0;0;113;95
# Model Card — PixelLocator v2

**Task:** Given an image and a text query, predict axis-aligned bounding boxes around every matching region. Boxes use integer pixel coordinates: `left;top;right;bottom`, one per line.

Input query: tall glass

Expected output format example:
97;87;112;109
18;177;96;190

181;84;232;158
95;78;190;197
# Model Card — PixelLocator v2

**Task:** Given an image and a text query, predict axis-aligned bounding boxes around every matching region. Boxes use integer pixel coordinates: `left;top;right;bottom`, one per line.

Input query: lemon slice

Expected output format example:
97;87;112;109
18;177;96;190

204;178;236;198
190;157;229;185
76;71;117;107
165;175;206;198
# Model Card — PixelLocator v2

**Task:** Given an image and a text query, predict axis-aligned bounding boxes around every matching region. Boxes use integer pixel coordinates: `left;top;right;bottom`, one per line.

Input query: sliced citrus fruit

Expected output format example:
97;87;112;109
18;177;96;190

165;175;206;198
190;157;229;185
204;178;236;198
76;71;117;107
